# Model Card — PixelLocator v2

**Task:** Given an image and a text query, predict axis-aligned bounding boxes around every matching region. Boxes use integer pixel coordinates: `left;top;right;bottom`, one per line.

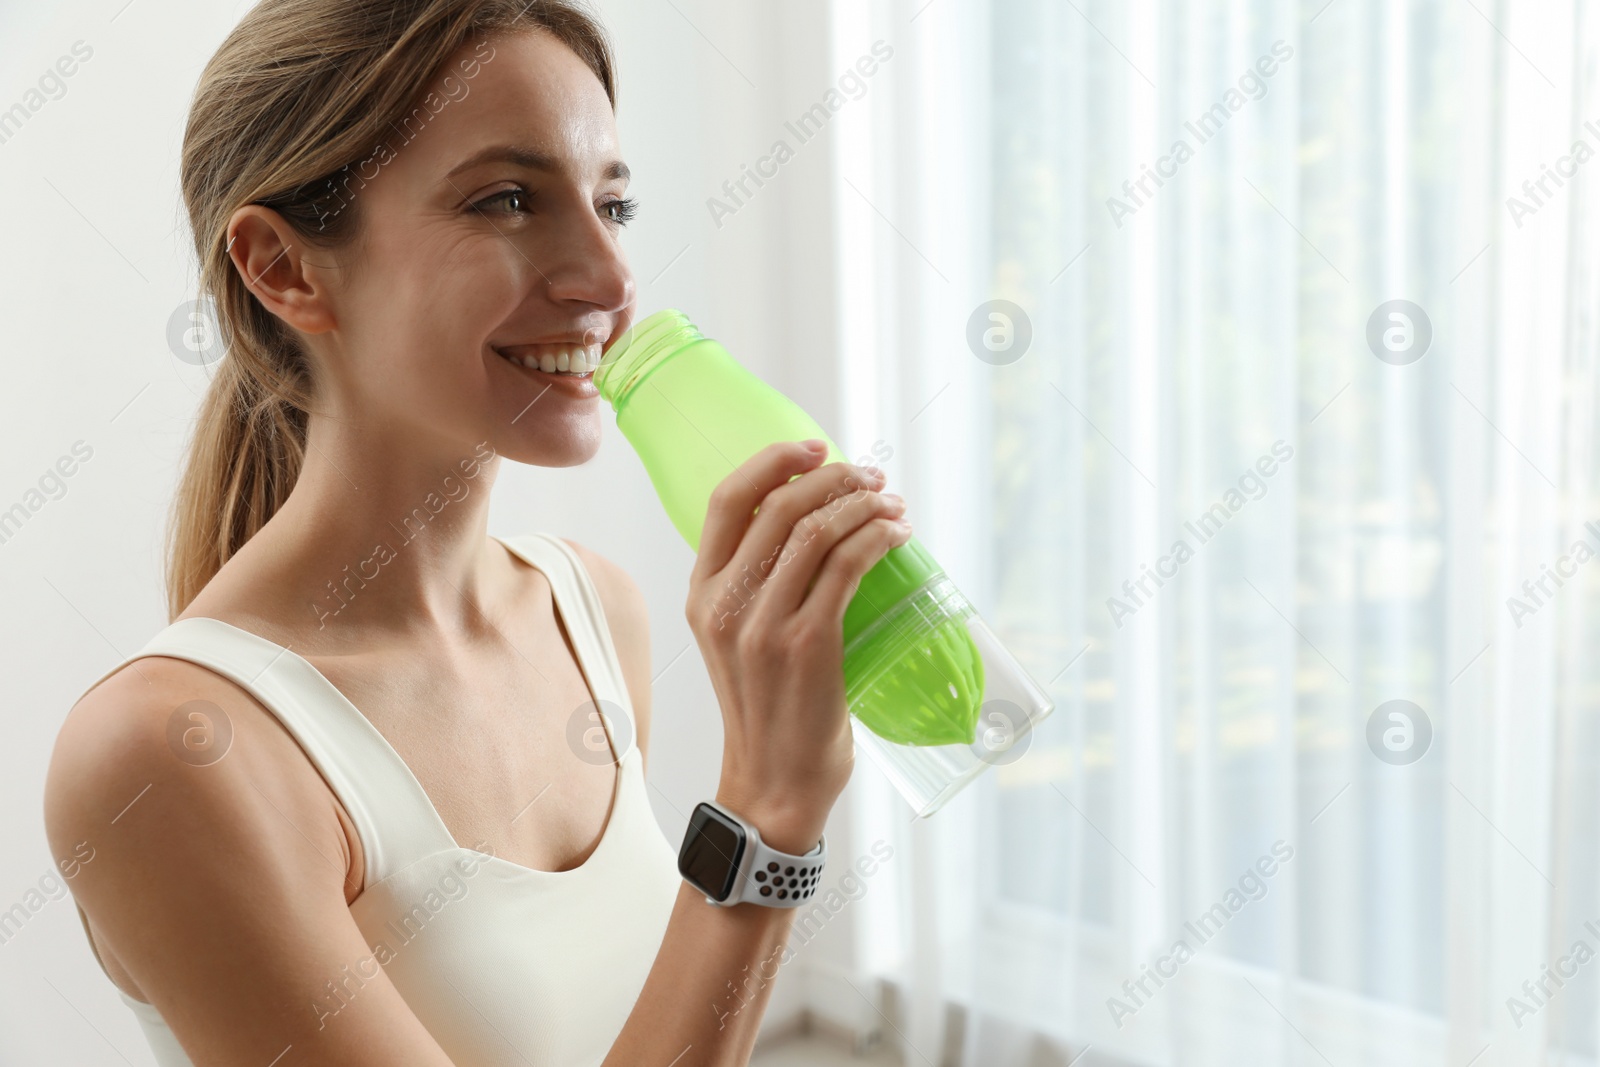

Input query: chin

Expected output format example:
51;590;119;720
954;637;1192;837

500;416;603;468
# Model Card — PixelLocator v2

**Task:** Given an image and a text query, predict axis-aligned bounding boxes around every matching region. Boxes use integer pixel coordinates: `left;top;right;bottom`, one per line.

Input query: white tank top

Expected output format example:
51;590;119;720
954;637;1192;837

72;533;681;1067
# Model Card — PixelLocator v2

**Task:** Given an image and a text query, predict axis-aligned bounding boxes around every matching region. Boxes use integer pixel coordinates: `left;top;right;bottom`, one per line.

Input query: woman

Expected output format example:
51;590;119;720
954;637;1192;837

42;1;912;1064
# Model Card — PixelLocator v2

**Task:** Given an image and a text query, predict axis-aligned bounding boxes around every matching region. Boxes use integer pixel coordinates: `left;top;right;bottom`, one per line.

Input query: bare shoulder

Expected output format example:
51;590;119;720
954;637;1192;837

43;658;451;1063
558;537;643;610
44;656;360;914
46;656;273;851
557;537;654;755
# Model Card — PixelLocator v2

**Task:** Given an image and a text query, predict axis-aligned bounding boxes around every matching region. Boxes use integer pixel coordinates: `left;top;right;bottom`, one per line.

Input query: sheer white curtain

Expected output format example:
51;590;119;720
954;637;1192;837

823;1;1600;1065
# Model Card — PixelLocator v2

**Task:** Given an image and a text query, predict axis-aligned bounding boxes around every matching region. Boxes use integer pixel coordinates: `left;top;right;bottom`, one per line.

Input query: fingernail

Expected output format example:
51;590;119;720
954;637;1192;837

802;438;827;453
883;493;904;508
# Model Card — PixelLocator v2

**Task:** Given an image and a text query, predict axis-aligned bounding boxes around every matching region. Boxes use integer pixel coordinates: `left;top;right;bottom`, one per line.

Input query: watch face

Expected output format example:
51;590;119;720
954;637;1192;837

679;803;746;902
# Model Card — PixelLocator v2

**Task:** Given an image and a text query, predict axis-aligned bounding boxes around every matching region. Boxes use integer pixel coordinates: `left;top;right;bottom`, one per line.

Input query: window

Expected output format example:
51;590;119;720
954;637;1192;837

831;1;1600;1063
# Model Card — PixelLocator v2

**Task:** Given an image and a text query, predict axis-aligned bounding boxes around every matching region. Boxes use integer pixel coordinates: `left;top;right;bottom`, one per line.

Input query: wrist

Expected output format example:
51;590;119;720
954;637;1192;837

712;786;828;856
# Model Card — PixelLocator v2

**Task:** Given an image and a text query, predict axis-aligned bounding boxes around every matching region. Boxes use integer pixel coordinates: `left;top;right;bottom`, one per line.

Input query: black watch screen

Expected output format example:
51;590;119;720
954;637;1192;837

678;802;747;902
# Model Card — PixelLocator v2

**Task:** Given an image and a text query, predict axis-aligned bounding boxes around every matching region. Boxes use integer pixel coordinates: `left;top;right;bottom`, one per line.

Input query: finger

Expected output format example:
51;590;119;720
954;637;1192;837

694;441;827;582
799;517;914;630
750;485;905;619
727;460;886;586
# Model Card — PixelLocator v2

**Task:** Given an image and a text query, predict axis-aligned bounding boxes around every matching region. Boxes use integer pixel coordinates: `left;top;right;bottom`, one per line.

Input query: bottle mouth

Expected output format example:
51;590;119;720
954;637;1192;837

594;308;703;410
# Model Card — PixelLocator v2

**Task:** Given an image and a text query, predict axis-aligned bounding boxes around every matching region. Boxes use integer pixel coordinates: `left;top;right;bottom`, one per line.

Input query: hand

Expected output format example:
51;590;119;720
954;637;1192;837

686;440;912;853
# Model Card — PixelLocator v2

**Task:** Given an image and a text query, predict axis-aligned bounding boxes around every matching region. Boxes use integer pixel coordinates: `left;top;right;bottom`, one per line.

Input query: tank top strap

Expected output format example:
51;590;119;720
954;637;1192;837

113;617;459;887
494;533;636;732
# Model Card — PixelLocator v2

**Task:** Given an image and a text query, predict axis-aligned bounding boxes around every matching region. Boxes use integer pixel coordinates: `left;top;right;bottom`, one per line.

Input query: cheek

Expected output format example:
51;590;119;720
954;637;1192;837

343;231;530;371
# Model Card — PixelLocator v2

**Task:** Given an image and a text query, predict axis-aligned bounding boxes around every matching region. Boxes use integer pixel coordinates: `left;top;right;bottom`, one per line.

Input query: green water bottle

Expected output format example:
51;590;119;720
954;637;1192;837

595;310;1053;815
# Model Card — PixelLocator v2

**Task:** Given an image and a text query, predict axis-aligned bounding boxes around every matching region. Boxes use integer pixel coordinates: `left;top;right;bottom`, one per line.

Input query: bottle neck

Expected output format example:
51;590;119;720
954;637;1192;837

595;308;705;413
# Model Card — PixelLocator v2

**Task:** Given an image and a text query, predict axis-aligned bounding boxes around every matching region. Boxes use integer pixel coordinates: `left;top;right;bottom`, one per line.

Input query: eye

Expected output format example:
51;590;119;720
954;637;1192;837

471;186;531;216
601;197;639;227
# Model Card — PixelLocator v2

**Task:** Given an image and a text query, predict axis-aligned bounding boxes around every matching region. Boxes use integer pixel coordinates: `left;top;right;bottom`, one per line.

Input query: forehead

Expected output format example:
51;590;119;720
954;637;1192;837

399;28;619;182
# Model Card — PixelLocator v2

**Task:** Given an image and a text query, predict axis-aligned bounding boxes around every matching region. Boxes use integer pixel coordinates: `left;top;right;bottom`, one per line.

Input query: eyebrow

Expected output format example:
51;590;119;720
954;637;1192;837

444;144;630;183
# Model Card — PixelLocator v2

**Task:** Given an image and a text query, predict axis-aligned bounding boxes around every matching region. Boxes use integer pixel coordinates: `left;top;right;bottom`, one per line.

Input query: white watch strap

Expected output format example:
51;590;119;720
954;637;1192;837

733;829;827;908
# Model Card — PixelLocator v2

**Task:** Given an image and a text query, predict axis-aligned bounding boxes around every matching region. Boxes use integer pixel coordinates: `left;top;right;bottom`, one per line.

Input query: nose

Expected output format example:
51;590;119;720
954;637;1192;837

543;208;633;314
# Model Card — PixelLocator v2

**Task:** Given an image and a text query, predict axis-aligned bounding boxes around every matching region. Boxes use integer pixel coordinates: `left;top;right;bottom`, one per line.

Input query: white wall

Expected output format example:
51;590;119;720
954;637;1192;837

0;0;866;1060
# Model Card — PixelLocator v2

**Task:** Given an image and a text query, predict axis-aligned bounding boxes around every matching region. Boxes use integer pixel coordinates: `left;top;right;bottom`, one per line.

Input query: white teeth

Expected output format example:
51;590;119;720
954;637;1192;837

499;341;604;375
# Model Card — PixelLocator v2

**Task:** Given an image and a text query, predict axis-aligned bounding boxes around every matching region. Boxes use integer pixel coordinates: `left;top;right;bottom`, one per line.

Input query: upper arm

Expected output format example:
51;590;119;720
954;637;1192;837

560;538;654;768
44;659;456;1067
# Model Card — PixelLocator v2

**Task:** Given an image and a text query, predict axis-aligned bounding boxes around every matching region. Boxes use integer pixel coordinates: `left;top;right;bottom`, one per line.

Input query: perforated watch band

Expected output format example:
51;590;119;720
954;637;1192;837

734;829;827;907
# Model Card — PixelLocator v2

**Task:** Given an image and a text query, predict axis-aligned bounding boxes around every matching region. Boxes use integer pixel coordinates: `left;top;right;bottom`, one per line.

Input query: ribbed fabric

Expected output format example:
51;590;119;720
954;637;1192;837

73;533;680;1066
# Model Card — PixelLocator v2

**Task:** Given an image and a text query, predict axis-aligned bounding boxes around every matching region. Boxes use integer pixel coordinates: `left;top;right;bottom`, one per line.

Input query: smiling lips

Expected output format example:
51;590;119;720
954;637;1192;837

497;340;602;376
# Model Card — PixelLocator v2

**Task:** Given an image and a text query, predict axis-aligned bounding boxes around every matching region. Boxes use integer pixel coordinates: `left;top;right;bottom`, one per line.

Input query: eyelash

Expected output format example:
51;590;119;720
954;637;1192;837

469;186;639;227
603;197;639;226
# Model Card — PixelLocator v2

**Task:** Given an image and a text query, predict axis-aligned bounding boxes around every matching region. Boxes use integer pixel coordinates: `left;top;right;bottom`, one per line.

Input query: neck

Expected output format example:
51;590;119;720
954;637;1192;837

236;413;507;641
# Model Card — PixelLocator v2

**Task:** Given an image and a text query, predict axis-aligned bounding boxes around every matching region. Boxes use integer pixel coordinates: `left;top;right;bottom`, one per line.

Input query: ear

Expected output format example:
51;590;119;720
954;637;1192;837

224;206;336;335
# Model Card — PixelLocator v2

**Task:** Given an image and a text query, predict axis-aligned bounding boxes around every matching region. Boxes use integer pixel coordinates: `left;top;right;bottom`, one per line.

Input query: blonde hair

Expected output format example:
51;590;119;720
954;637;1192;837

167;0;615;618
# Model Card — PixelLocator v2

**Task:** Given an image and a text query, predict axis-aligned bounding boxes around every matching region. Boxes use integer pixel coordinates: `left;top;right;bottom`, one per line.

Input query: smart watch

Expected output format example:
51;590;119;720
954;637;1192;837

677;801;827;908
